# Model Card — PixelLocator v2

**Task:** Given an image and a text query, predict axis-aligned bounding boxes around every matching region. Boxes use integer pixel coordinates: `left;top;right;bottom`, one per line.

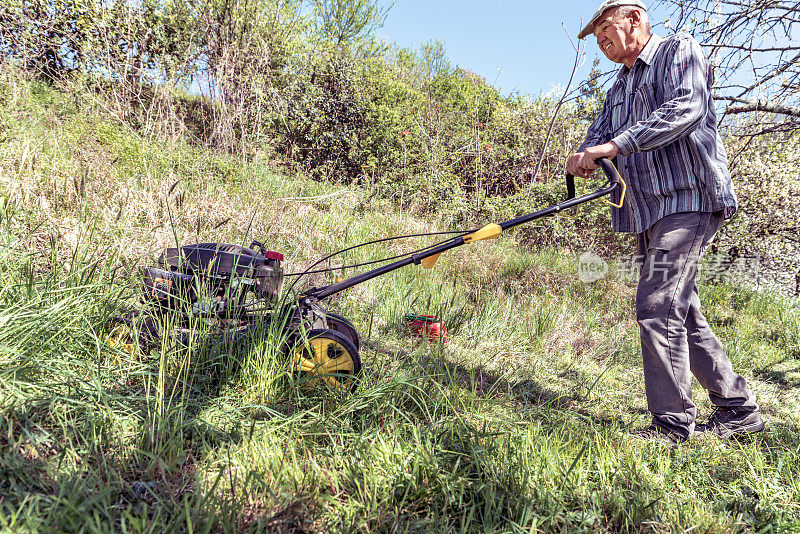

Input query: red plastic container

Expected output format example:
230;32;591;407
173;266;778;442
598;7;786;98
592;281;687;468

405;314;448;343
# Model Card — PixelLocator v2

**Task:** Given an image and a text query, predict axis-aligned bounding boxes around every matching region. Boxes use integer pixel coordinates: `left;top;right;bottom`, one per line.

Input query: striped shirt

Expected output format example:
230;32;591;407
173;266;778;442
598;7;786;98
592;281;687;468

579;33;737;233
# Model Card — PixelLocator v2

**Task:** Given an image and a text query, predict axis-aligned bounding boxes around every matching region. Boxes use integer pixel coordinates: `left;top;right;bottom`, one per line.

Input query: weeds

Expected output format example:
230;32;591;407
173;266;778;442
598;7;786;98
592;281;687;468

1;72;799;533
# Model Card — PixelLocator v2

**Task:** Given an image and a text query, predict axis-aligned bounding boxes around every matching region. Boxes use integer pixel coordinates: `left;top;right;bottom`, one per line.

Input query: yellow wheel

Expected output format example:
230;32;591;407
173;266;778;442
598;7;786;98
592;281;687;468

104;323;138;356
103;313;158;356
325;312;360;350
292;329;361;392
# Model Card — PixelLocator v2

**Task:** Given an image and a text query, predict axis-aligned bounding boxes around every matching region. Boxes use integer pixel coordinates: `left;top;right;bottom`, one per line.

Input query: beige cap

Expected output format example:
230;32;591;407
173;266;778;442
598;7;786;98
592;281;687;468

577;0;648;39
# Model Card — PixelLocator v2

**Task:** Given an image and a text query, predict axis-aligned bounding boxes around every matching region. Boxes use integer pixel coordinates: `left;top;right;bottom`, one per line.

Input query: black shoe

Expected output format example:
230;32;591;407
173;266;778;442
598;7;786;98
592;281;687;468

698;407;765;439
633;425;687;445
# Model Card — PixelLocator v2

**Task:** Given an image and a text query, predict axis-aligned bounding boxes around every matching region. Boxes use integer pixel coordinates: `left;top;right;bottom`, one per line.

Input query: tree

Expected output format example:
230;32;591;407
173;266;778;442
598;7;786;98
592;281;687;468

575;58;606;122
311;0;389;55
0;0;96;80
656;0;800;134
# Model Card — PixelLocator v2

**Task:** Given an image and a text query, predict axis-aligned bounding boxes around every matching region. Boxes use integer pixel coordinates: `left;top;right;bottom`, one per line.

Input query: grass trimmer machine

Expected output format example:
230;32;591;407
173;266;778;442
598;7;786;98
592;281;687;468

106;158;624;392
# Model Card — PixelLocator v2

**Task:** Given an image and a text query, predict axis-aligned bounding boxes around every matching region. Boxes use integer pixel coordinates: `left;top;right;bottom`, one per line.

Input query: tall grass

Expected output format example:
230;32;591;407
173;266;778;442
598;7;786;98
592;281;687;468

1;74;799;532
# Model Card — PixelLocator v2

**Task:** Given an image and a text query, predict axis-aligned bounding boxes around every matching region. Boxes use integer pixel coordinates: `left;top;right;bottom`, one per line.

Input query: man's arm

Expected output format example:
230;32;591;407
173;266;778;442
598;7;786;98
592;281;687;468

611;35;710;156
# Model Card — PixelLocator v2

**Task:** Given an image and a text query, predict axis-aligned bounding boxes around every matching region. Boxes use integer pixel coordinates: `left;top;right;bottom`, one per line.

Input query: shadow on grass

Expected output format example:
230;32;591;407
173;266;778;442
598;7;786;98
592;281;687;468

0;401;198;530
754;357;800;389
362;338;633;431
0;377;333;531
0;332;261;529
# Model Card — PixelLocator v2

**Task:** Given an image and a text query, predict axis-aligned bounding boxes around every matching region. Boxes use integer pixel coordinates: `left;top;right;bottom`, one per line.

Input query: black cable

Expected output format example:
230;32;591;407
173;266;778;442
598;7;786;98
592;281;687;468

283;230;475;276
282;229;475;296
282;254;412;276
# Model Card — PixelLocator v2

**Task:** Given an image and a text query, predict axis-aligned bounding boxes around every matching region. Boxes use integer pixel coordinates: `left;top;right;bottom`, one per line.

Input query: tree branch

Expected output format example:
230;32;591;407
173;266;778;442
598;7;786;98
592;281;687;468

716;96;800;117
704;43;800;52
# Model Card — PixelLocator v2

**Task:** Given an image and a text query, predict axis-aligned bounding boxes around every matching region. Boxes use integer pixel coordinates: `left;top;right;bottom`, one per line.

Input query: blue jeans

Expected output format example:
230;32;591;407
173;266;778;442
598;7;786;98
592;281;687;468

635;211;757;438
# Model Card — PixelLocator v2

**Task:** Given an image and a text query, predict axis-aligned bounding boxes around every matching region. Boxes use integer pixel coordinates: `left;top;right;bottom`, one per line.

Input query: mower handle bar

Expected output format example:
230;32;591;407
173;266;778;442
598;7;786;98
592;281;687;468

566;157;618;200
303;158;622;302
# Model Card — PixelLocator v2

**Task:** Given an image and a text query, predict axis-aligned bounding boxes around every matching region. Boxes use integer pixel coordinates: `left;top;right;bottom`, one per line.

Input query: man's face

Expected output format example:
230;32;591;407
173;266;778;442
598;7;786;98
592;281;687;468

593;7;639;65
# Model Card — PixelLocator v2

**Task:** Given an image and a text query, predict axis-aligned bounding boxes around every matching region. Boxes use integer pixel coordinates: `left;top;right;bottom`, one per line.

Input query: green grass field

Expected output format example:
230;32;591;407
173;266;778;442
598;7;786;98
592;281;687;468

1;76;799;533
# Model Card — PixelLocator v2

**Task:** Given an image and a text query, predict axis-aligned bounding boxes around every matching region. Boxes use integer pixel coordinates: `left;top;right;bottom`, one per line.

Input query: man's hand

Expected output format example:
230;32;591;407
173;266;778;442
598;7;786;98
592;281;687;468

567;142;620;177
566;152;589;177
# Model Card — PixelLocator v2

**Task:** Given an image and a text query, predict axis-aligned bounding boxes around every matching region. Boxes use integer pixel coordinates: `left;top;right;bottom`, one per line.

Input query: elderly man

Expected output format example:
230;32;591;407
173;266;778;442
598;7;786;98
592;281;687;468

567;0;763;443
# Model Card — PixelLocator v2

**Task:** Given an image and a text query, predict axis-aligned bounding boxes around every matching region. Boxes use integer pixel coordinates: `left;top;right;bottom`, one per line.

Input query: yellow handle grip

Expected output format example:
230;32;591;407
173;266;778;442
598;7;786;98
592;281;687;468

463;223;502;244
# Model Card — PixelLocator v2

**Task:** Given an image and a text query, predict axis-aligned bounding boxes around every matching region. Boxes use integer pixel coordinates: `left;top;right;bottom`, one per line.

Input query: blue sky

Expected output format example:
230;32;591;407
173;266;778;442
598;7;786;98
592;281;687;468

376;0;669;97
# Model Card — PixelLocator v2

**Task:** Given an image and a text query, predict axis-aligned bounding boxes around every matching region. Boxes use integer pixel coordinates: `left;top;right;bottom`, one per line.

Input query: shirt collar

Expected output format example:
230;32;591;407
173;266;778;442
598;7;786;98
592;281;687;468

637;34;662;66
617;34;662;78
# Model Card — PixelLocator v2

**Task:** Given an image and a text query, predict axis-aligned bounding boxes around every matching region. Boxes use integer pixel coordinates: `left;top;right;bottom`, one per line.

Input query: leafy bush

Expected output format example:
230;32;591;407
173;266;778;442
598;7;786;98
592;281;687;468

714;127;800;290
5;0;797;286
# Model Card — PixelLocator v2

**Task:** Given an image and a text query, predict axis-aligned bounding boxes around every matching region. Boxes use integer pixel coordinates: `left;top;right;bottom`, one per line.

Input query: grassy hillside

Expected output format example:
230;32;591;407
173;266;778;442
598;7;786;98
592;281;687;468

1;76;799;532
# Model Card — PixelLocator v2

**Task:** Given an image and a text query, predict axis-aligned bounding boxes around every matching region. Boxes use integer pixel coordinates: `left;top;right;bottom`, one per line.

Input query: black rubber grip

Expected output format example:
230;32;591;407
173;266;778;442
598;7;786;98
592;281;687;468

566;173;576;200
